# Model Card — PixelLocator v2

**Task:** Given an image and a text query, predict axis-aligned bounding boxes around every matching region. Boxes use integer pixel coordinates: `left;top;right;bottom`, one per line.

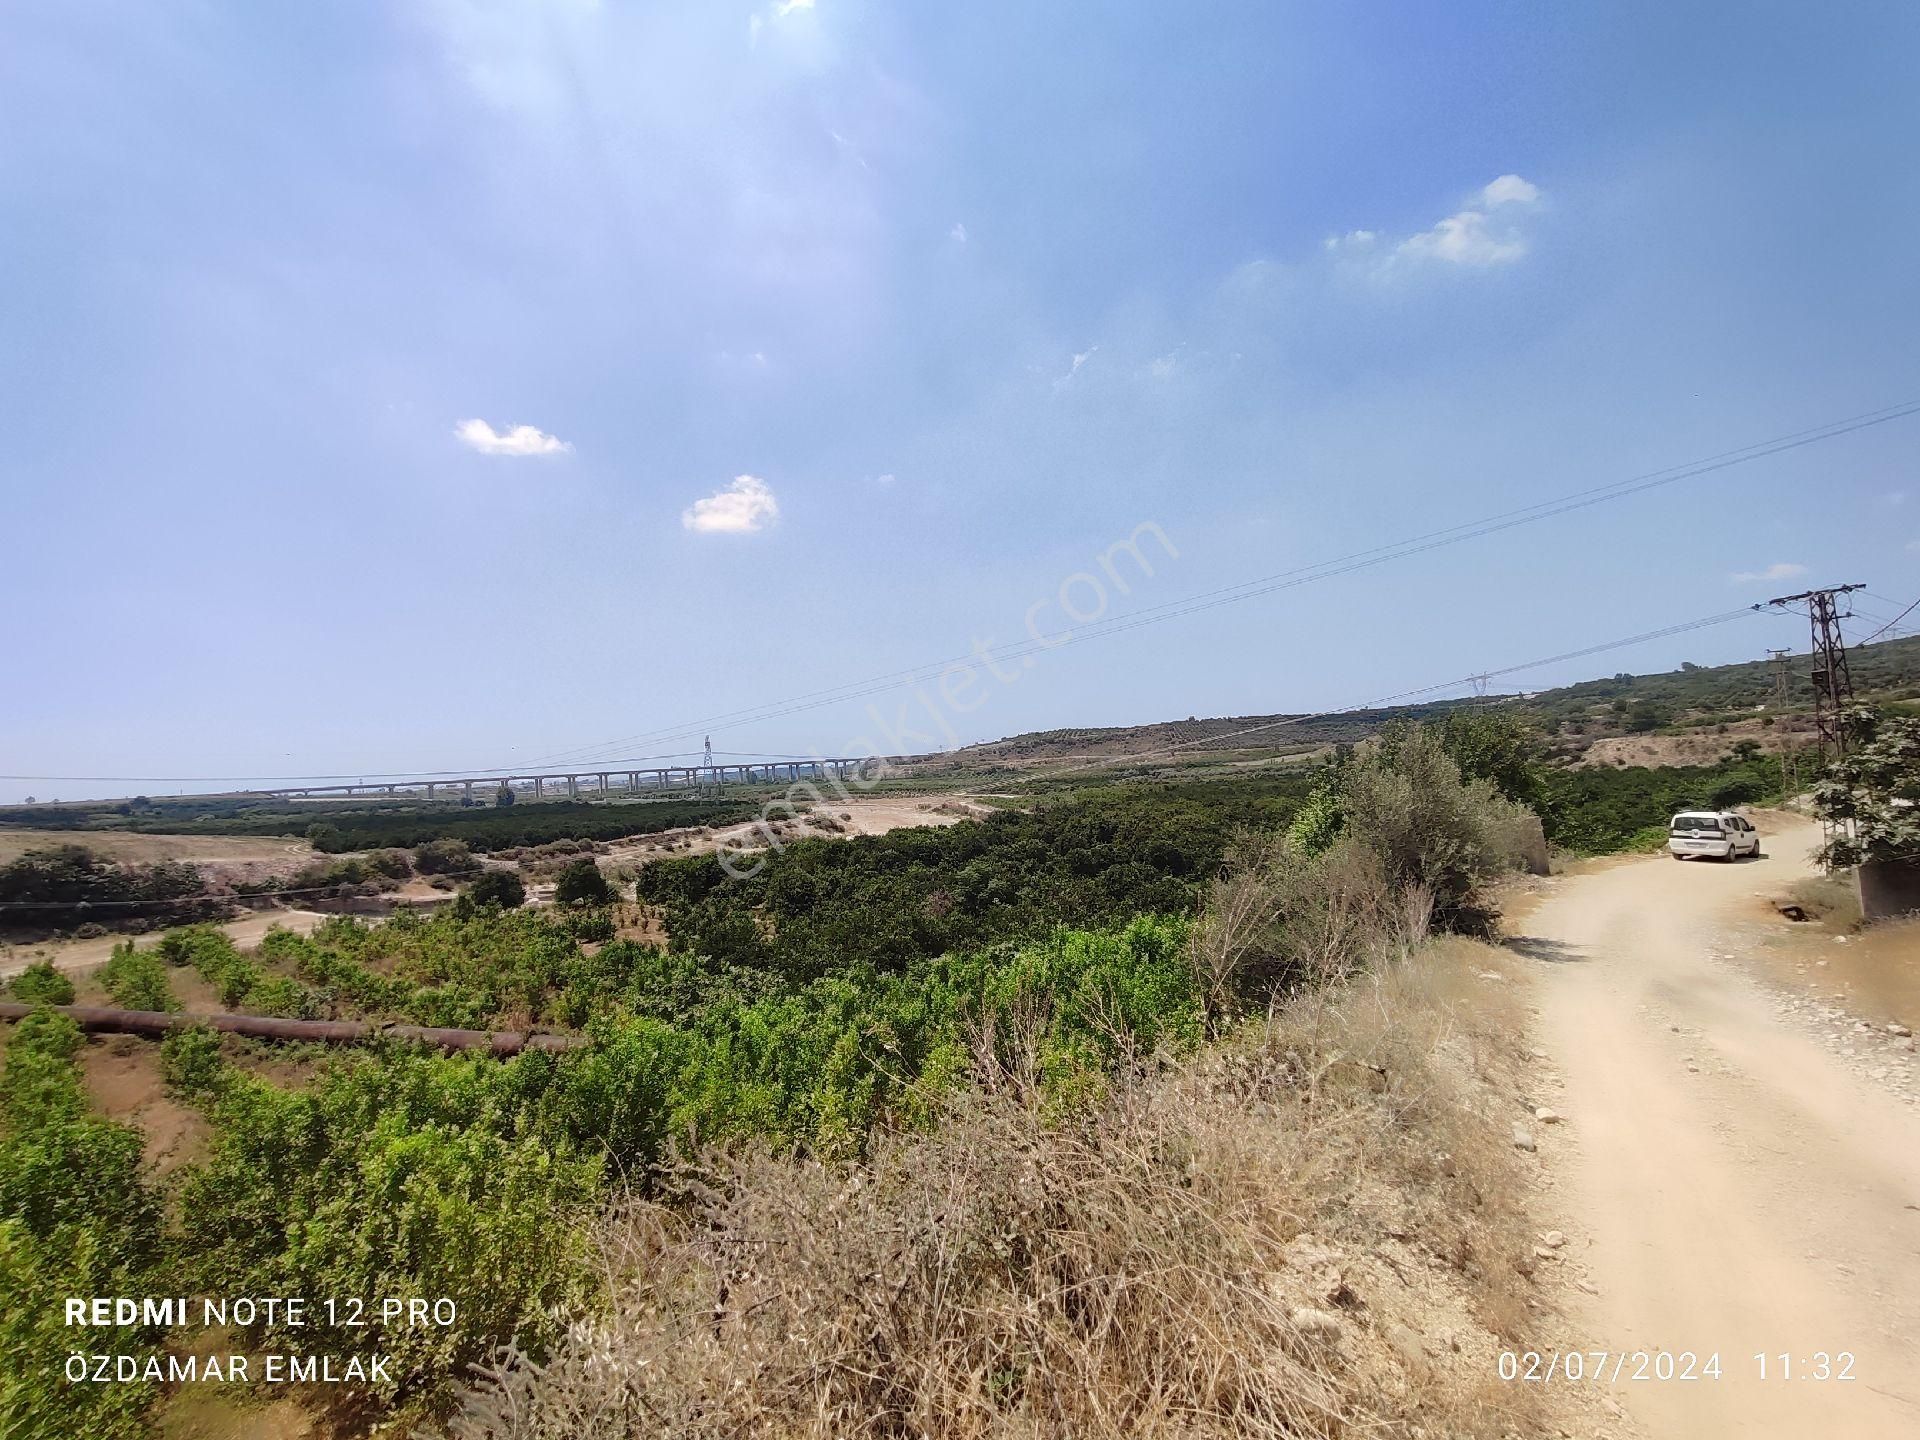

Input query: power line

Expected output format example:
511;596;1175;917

0;603;1778;904
997;605;1772;789
521;399;1920;771
1859;595;1920;645
10;400;1914;792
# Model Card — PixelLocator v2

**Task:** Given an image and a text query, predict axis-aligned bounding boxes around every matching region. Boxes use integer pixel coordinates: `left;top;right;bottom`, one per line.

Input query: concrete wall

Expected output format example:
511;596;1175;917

1859;859;1920;922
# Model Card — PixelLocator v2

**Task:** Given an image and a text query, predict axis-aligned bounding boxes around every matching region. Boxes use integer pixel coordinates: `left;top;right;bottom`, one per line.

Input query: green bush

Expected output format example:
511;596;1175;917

6;960;74;1007
159;1026;228;1100
554;858;614;907
413;837;475;875
178;1056;602;1408
1544;755;1785;854
466;869;526;910
1815;708;1920;868
99;943;179;1012
0;1013;166;1440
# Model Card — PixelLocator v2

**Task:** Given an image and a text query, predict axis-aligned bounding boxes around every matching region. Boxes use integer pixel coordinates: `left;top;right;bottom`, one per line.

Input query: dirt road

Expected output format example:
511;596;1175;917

1515;819;1920;1437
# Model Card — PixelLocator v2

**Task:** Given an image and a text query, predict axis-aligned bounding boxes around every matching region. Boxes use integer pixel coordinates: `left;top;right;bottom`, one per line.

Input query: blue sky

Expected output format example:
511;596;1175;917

3;1;1918;799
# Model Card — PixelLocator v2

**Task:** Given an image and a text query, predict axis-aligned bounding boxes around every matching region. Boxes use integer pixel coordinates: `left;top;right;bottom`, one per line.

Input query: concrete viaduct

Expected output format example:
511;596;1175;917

254;759;871;803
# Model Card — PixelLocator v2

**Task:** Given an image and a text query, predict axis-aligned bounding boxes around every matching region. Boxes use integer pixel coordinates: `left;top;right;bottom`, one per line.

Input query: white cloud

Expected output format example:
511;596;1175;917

1054;345;1098;390
1327;175;1543;271
775;0;815;15
1397;207;1527;266
1730;562;1809;584
950;221;968;244
454;418;572;457
1481;174;1540;206
683;474;779;533
875;472;897;485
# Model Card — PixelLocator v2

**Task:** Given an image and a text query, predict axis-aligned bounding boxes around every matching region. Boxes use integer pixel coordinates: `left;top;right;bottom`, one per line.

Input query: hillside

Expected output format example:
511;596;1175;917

906;632;1920;777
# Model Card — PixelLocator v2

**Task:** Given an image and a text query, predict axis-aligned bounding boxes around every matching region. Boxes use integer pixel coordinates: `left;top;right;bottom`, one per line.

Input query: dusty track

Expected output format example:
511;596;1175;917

1514;819;1920;1437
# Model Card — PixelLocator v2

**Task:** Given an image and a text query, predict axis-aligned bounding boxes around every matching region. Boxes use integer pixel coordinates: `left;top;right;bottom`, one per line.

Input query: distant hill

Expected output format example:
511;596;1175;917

902;633;1920;777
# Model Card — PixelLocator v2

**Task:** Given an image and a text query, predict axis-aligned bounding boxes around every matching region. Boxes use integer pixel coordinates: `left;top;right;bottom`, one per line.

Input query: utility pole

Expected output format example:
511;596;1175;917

1762;583;1866;765
1767;647;1797;794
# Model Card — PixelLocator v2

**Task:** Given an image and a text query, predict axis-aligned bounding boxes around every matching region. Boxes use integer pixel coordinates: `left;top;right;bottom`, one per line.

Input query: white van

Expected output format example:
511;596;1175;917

1668;810;1760;862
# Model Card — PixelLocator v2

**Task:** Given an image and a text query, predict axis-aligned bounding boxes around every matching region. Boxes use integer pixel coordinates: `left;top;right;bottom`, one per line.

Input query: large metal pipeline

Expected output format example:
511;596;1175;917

0;1002;585;1055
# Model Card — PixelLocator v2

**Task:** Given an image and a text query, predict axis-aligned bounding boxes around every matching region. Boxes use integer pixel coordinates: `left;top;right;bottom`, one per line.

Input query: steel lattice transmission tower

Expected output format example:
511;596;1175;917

703;736;714;772
1764;584;1866;764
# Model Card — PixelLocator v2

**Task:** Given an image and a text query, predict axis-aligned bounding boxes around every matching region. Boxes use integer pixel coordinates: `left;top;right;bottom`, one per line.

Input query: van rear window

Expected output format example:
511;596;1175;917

1671;817;1722;832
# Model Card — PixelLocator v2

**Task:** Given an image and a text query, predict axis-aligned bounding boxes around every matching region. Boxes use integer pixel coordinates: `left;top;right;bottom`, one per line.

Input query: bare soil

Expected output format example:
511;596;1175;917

0;828;313;866
601;795;986;868
1509;816;1920;1437
1;909;332;982
78;1035;209;1175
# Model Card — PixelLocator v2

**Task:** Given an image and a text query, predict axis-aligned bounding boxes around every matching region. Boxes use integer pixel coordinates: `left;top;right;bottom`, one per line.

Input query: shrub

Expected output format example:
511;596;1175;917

7;960;74;1007
0;1013;166;1440
98;943;179;1012
466;869;527;910
553;858;614;907
159;1026;229;1100
178;1057;602;1409
413;837;475;875
365;848;415;880
1815;707;1920;868
158;926;258;1007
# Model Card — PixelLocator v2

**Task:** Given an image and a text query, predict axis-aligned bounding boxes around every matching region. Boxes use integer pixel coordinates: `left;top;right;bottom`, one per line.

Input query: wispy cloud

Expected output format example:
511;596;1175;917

454;418;572;457
1327;174;1544;270
775;0;815;16
1730;561;1808;584
875;472;897;485
949;221;968;244
1054;345;1098;390
683;474;779;533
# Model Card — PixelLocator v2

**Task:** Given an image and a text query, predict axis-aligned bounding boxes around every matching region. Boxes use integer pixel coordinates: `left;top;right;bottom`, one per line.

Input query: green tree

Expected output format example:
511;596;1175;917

466;869;527;909
496;784;517;808
1437;709;1548;809
1815;707;1920;869
553;858;614;907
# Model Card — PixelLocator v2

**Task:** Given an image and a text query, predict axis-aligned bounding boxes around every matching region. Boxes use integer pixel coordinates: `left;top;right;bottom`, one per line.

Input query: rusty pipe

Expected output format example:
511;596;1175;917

0;1002;584;1055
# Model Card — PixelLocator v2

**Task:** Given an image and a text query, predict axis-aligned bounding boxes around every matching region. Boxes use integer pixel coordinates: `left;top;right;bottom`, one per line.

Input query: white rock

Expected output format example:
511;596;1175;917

1541;1230;1567;1249
1534;1106;1563;1124
1289;1305;1344;1340
1511;1124;1537;1152
1890;1022;1913;1037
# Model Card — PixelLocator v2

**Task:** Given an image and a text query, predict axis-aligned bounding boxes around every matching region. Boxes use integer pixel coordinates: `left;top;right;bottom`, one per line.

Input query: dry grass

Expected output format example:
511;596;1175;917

445;940;1555;1440
1789;872;1863;929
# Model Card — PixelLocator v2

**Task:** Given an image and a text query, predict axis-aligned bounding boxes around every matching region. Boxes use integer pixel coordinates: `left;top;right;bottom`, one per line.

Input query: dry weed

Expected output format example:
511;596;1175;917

446;942;1553;1440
